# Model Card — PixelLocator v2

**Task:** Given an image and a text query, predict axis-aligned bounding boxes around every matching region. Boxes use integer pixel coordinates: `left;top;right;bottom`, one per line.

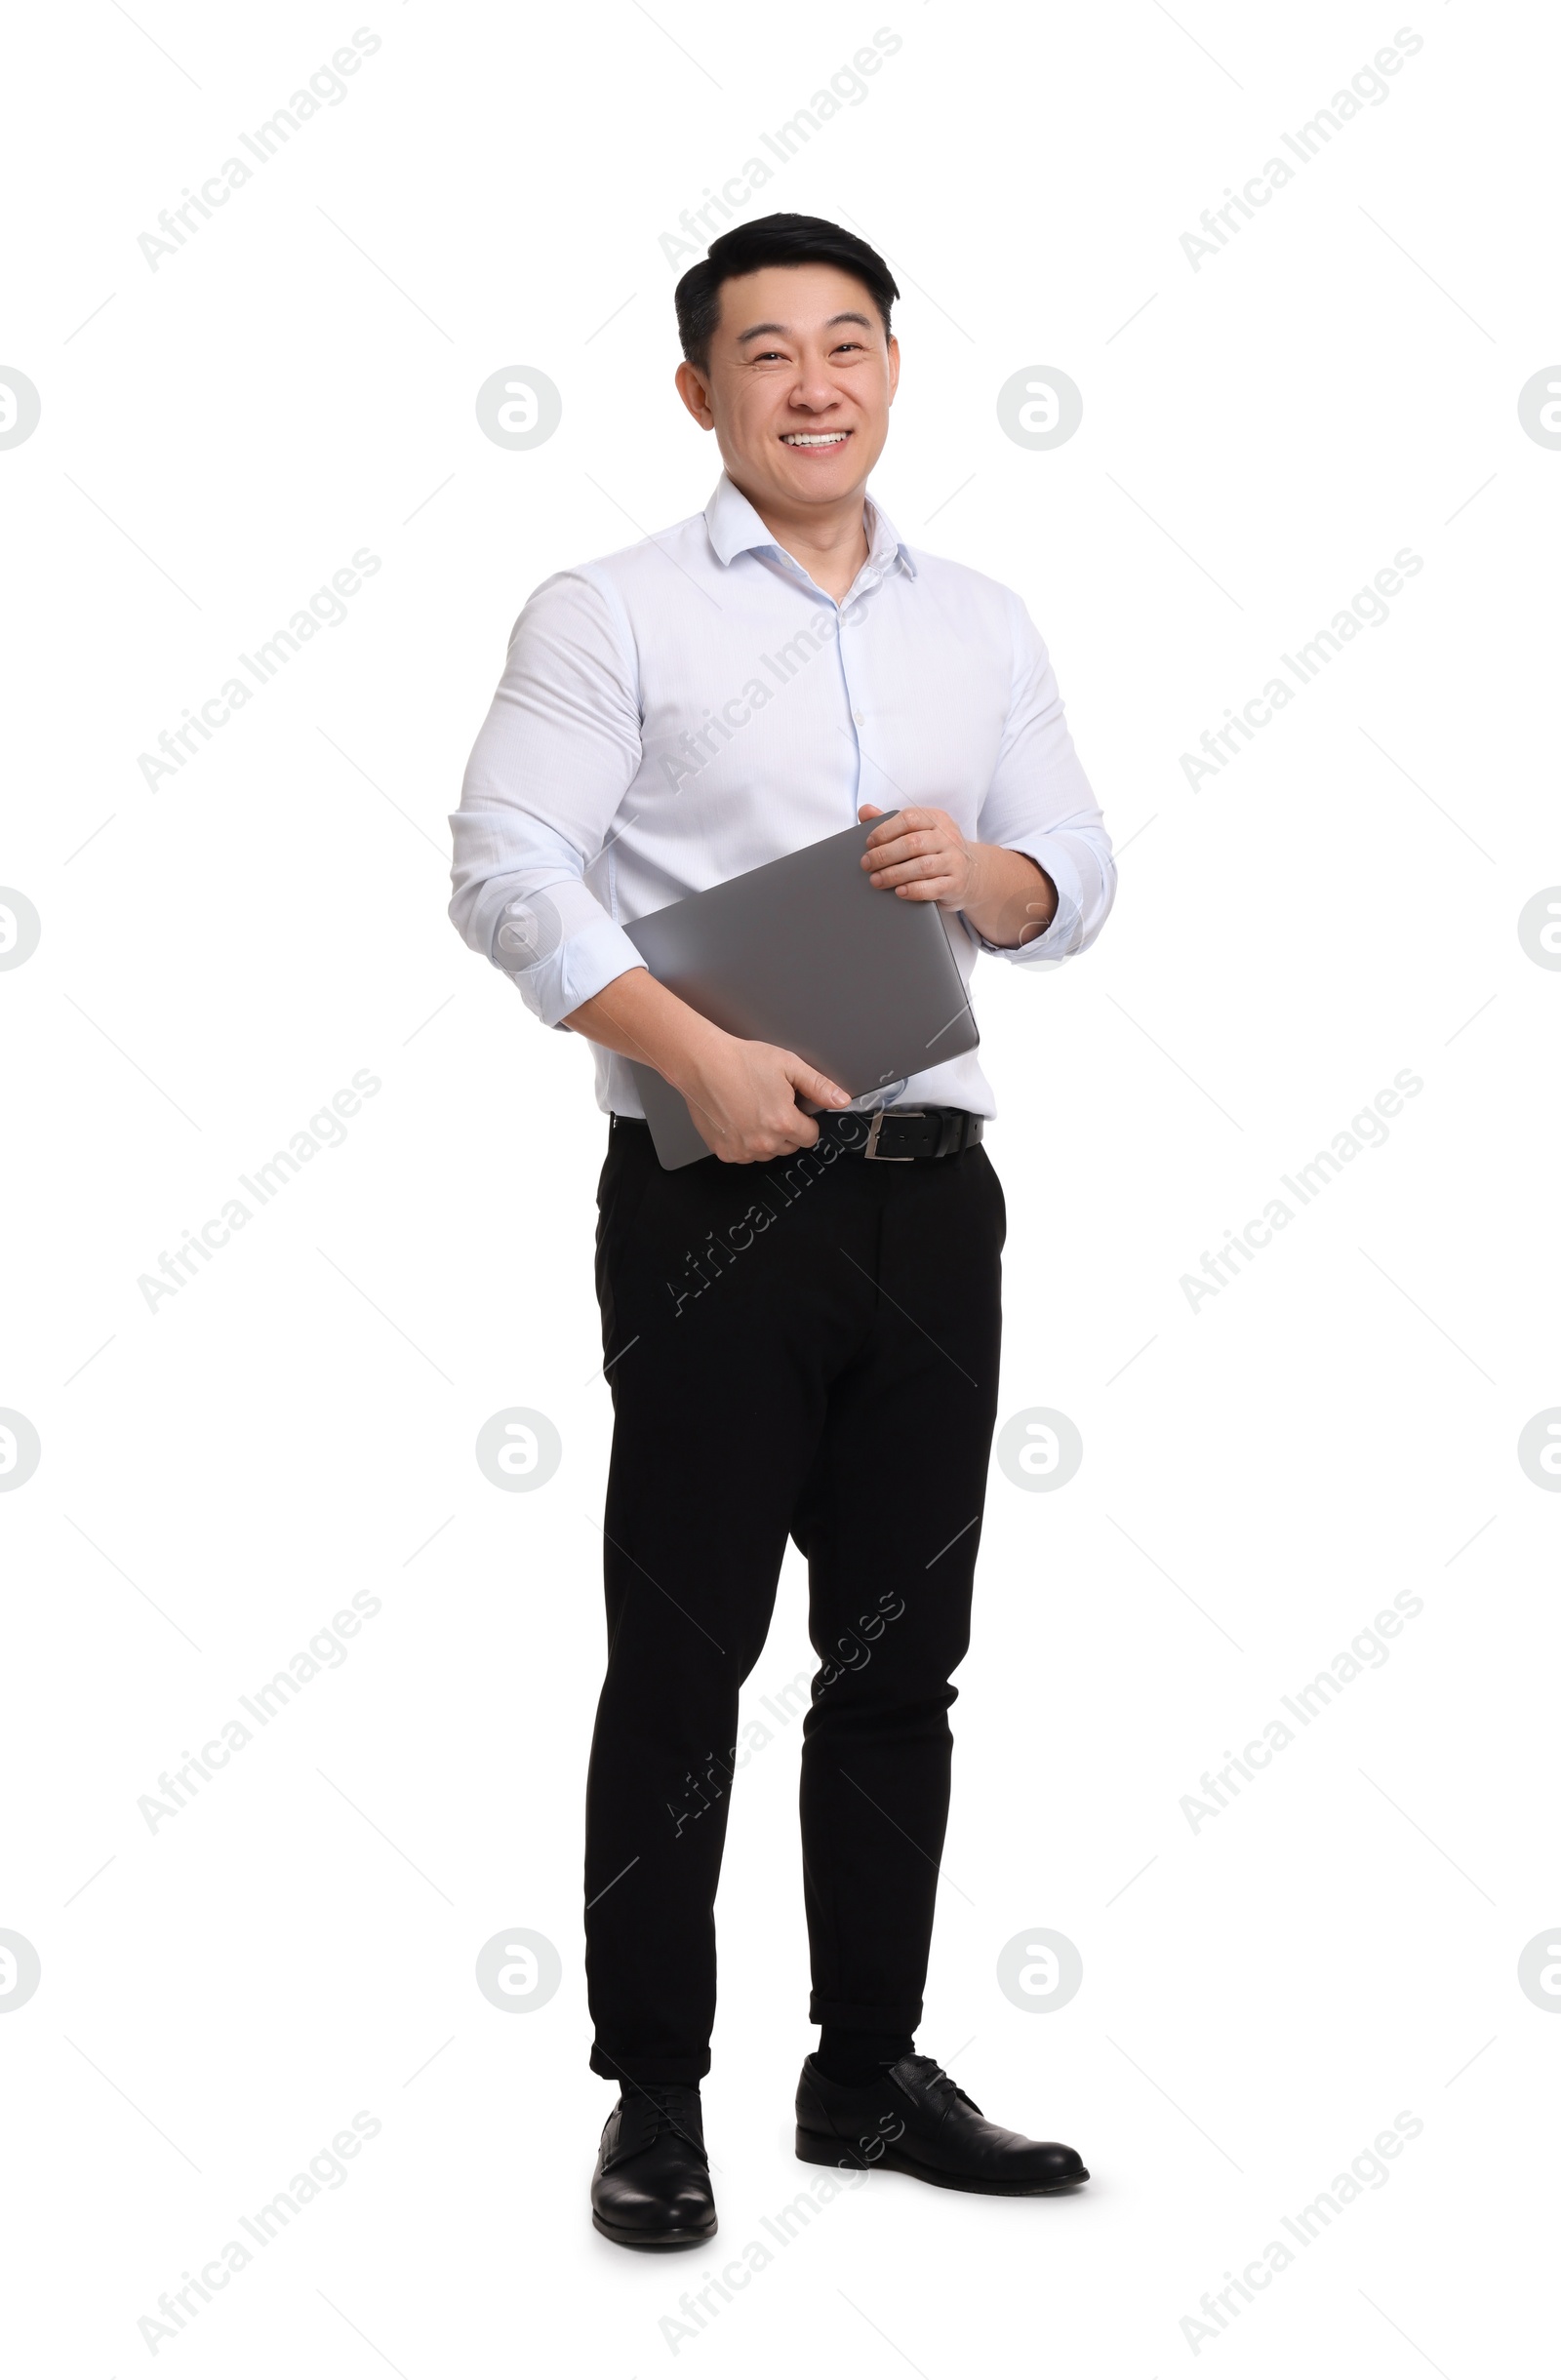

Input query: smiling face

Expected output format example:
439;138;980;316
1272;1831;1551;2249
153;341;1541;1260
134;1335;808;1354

675;261;900;522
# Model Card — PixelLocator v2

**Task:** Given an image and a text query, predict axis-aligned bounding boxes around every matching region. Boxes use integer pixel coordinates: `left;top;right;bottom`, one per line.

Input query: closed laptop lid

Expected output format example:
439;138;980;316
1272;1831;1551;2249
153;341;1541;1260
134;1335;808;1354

621;813;979;1166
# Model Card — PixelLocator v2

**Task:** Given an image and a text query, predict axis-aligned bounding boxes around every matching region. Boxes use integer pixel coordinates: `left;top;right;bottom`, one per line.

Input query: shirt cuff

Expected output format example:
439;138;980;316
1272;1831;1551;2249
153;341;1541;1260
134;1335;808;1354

967;835;1086;964
497;909;647;1031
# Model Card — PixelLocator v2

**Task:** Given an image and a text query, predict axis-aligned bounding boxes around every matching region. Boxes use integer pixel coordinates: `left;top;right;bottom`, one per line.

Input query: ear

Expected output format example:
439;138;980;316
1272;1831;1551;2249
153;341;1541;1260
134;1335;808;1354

886;335;901;406
675;359;716;430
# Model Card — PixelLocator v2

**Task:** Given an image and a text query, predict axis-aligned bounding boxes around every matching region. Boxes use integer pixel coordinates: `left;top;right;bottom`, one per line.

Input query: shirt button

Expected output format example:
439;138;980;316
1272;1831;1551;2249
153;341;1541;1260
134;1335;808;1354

853;708;865;725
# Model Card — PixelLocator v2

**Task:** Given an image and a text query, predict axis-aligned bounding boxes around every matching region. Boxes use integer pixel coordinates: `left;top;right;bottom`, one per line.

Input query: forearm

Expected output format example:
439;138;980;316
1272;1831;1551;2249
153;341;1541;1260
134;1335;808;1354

961;844;1058;948
561;966;725;1093
562;966;851;1164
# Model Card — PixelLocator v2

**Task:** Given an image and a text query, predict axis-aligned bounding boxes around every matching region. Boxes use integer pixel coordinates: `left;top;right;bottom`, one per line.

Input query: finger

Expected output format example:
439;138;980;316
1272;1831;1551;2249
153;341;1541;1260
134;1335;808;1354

864;824;950;859
863;832;939;874
870;852;953;889
786;1055;852;1107
861;809;918;850
858;802;886;820
867;854;937;886
747;1116;819;1164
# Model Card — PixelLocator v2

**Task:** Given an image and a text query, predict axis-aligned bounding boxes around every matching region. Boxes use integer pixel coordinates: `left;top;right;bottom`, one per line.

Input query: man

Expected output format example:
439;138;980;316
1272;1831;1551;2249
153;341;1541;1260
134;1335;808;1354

450;214;1115;2247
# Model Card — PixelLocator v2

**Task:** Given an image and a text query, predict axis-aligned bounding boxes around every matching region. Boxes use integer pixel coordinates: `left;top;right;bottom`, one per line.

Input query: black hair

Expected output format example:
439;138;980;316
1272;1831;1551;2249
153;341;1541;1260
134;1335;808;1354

674;213;900;372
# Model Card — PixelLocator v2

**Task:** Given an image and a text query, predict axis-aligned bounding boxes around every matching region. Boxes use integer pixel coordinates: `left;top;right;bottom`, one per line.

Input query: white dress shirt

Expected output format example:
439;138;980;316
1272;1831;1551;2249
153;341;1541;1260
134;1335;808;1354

449;473;1115;1120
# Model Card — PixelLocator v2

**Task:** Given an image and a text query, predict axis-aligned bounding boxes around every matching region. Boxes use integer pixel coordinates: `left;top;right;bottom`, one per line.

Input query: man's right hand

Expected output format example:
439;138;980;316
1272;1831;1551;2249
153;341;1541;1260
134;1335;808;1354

560;966;852;1164
672;1032;852;1165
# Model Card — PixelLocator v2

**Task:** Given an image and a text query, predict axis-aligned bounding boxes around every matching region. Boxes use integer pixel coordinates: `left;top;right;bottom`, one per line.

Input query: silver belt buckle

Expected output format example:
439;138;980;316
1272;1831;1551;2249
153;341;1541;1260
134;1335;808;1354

863;1107;924;1161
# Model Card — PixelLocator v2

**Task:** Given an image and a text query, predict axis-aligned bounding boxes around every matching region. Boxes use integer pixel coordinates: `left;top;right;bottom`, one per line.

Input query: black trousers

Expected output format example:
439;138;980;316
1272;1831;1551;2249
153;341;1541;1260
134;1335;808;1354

585;1113;1006;2085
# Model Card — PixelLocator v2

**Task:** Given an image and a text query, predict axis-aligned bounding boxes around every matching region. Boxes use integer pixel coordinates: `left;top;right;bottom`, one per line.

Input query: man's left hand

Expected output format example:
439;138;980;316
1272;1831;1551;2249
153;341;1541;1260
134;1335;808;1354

860;802;981;905
859;803;1058;948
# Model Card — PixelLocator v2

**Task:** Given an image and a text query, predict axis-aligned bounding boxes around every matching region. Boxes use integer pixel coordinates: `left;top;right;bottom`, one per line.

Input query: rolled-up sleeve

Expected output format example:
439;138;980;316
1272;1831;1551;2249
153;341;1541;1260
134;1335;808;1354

449;568;648;1028
971;591;1116;964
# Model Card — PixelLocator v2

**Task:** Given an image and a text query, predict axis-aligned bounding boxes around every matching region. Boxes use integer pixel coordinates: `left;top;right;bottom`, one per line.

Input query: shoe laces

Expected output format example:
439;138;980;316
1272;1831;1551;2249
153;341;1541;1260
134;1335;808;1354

899;2055;981;2116
617;2082;706;2162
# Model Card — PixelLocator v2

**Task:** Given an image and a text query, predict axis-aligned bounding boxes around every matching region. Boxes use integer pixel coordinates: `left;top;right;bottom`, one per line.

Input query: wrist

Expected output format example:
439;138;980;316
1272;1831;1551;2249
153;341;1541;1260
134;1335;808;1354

959;840;1006;932
658;1011;730;1097
961;838;990;915
961;847;1056;947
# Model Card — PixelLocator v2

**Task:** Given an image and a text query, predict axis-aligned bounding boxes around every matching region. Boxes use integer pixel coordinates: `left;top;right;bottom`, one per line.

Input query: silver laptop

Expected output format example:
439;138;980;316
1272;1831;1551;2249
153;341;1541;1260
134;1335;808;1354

621;813;980;1168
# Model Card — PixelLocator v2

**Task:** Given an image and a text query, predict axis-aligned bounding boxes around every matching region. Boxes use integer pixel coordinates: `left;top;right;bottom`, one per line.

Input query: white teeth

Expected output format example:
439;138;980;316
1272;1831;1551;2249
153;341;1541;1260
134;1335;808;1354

782;432;848;445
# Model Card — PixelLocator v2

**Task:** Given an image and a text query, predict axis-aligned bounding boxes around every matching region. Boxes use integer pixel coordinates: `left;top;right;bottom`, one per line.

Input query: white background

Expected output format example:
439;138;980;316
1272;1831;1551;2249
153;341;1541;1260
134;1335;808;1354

4;1;1558;2371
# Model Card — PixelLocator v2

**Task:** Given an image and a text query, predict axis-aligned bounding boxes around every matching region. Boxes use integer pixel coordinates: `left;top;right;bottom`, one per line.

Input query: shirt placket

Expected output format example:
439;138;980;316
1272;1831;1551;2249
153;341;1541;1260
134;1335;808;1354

833;557;890;822
752;534;895;825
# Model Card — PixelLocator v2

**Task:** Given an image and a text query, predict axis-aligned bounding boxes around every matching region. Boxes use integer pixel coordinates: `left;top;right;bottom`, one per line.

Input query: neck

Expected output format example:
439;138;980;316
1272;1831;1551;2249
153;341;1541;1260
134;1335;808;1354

732;480;871;603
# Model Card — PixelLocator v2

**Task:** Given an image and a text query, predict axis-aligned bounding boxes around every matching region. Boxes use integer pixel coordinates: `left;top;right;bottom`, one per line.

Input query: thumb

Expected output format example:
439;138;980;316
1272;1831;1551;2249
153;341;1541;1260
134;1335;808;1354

784;1052;853;1108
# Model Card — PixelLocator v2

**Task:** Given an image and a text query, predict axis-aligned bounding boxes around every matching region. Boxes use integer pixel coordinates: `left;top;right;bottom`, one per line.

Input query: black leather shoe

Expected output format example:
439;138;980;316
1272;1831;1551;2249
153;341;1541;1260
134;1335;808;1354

795;2052;1088;2196
591;2083;717;2249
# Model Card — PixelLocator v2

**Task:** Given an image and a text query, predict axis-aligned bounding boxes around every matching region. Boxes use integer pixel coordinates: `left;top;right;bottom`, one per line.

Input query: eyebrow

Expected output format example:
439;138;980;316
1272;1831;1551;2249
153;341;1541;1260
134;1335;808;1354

734;311;874;345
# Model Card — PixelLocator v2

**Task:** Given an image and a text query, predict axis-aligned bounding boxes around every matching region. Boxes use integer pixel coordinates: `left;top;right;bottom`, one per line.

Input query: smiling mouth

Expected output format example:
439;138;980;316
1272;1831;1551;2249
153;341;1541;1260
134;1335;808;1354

780;430;851;447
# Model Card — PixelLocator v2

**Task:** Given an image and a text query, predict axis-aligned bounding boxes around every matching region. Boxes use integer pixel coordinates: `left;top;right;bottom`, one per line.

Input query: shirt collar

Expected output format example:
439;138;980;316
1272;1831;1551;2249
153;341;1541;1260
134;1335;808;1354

703;473;917;583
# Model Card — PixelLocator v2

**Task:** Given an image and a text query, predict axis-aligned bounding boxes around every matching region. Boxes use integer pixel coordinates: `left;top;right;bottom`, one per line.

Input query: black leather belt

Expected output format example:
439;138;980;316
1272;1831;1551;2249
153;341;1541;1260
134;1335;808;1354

824;1105;983;1162
611;1106;983;1162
